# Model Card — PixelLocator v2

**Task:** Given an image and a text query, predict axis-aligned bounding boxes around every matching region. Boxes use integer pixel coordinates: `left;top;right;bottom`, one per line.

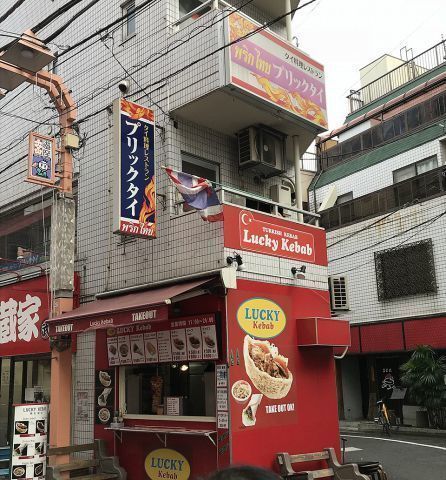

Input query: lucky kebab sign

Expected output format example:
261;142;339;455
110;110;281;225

0;276;50;356
224;205;327;265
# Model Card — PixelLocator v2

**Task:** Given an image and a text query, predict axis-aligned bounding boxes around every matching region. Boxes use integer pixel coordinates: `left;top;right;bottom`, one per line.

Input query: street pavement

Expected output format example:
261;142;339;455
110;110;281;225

341;432;446;480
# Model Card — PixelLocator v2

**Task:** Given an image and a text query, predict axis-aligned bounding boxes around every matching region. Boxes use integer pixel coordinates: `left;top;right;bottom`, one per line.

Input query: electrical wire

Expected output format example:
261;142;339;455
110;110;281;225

0;0;313;174
329;204;446;263
0;0;254;155
0;0;26;24
330;203;446;276
44;0;102;45
327;200;417;249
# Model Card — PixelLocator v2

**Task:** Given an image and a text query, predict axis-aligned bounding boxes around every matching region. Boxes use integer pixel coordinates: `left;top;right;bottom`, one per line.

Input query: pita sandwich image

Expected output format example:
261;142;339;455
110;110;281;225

242;393;263;427
243;335;293;399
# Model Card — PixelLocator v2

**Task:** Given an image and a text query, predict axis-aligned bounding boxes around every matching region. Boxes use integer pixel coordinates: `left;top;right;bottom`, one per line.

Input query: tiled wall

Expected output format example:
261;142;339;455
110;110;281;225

326;194;446;324
311;137;446;210
0;0;311;302
72;331;96;446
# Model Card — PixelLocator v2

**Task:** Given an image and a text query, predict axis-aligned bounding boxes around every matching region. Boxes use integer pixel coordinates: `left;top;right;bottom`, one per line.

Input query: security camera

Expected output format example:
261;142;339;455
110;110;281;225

118;80;130;94
291;266;306;280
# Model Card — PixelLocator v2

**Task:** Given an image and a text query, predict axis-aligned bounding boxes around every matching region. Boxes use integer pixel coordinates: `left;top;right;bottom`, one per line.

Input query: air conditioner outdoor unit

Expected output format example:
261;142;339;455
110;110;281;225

270;184;292;206
238;125;286;178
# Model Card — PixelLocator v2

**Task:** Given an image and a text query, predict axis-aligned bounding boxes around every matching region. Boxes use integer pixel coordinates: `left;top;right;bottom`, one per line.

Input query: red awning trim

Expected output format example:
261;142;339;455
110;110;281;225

297;317;351;347
47;278;214;336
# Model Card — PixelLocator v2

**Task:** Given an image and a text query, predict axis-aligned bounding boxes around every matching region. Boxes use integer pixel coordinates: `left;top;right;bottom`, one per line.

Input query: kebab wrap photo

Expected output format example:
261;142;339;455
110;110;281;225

243;335;293;399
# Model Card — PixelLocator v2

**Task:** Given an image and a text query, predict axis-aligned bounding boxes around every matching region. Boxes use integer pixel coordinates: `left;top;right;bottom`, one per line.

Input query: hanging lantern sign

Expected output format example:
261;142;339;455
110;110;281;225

26;132;56;187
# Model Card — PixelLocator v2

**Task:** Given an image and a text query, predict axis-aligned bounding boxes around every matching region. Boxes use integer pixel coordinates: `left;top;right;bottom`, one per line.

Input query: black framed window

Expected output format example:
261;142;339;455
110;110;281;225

406;105;422;130
371;125;383;146
375;239;437;301
122;0;136;38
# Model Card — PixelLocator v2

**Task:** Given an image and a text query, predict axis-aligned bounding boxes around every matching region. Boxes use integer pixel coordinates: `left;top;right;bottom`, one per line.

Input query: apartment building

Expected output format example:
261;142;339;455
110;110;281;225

311;41;446;426
0;1;350;476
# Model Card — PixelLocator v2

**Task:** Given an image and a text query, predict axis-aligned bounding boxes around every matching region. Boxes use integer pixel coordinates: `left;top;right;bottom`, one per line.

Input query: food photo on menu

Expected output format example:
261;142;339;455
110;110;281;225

13;443;28;457
14;421;29;435
99;370;112;387
34;462;44;477
36;420;46;434
35;442;45;455
12;465;26;479
97;407;112;424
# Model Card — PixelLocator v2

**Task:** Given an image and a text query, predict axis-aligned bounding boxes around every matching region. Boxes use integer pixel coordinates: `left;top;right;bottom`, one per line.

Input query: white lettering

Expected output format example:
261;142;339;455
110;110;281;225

55;324;73;333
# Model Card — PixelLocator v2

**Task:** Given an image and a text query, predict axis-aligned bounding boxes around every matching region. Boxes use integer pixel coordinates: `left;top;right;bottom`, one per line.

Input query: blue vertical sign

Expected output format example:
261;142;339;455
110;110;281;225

113;98;156;238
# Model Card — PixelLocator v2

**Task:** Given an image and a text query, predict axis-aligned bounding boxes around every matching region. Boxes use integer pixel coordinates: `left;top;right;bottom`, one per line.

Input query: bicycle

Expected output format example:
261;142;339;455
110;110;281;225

374;399;399;435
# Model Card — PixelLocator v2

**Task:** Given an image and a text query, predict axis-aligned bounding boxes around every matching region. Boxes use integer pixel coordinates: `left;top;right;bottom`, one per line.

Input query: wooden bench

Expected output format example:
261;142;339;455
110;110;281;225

276;448;370;480
47;439;126;480
0;446;10;480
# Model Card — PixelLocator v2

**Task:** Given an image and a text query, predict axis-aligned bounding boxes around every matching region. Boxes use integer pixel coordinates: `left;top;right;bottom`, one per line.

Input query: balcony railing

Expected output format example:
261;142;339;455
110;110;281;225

320;166;446;230
347;40;446;114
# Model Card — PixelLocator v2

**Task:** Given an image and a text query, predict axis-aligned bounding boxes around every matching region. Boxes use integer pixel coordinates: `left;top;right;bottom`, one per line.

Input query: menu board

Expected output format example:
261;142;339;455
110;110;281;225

95;369;115;425
11;403;48;480
106;314;219;366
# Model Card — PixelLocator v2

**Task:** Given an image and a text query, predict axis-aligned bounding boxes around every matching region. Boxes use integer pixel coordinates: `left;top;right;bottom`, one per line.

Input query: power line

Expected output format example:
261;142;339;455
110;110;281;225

0;0;253;156
327;200;417;249
44;0;102;45
329;204;446;264
331;204;446;276
0;0;26;24
0;0;311;171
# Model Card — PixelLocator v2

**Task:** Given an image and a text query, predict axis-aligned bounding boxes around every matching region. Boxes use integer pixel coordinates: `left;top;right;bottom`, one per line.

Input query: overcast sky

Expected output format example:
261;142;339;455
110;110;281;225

294;0;446;130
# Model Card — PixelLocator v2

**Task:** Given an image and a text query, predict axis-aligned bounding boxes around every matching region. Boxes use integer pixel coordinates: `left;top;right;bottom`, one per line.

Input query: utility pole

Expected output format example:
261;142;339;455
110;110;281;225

0;30;77;451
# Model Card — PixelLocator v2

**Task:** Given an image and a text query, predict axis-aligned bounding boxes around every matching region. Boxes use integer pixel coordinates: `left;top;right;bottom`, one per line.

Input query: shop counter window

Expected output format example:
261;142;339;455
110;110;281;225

122;362;216;419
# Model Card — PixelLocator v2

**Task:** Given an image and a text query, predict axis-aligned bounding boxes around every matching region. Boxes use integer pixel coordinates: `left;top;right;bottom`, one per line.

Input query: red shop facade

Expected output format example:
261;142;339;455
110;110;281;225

340;317;446;423
0;276;51;447
47;206;350;479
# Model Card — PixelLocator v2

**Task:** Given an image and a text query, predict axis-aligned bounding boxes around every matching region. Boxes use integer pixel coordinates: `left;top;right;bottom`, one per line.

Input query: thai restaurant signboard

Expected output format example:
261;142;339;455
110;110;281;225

113;98;156;238
0;276;50;357
223;204;327;266
226;12;327;130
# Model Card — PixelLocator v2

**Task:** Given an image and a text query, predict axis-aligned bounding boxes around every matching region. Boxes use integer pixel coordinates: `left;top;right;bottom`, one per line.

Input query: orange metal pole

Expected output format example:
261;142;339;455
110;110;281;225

0;59;77;451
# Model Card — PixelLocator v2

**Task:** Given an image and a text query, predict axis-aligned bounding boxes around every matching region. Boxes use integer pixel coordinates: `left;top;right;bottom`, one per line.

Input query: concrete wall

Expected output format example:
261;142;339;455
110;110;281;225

340;357;363;420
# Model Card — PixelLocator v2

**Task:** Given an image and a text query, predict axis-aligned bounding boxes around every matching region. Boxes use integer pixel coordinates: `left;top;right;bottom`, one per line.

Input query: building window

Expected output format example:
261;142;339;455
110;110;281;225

177;153;220;213
179;0;210;22
393;156;438;184
374;239;437;301
181;152;219;183
329;276;349;310
122;362;216;417
336;192;353;205
122;0;136;39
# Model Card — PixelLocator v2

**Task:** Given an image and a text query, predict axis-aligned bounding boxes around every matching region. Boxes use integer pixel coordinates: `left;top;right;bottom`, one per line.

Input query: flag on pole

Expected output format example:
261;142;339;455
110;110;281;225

164;167;224;222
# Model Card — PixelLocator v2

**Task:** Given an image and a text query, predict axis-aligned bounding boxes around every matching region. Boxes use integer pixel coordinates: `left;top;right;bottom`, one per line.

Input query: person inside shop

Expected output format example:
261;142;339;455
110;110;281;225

207;466;281;480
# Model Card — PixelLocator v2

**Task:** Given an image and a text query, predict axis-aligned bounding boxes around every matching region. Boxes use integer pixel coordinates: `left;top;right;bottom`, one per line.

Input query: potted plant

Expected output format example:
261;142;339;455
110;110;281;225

400;345;446;429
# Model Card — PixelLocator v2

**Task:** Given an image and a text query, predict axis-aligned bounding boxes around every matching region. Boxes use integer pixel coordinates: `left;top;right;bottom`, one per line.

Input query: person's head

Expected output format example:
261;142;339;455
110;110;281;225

207;466;281;480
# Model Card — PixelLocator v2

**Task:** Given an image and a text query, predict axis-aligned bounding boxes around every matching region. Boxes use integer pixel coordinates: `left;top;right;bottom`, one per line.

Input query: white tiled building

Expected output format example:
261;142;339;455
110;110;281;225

0;0;335;458
310;46;446;425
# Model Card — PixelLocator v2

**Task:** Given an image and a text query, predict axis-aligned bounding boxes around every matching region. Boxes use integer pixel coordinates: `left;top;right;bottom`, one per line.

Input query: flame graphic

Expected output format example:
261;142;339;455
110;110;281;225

251;74;327;128
139;178;156;226
121;98;154;121
229;13;256;41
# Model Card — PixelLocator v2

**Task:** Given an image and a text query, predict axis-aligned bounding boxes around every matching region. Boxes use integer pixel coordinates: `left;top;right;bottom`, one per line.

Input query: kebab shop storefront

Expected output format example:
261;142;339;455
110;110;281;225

0;276;52;448
46;210;350;479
